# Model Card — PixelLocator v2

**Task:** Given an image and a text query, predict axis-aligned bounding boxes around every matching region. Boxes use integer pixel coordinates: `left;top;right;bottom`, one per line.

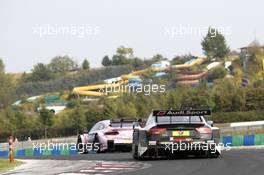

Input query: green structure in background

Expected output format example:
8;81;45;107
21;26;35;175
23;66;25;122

44;95;68;106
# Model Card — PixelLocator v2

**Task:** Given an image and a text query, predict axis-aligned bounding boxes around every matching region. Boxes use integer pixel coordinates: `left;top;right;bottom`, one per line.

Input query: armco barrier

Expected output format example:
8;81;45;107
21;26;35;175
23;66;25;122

1;134;264;158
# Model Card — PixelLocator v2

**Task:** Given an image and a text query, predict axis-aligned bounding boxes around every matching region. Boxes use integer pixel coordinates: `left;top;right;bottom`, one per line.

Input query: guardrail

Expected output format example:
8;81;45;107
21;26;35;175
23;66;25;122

220;124;264;133
220;121;264;133
230;121;264;127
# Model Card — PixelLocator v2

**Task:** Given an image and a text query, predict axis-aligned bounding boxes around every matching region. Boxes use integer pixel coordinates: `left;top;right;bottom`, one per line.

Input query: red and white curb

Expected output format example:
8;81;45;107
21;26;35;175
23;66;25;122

59;161;150;175
2;160;150;175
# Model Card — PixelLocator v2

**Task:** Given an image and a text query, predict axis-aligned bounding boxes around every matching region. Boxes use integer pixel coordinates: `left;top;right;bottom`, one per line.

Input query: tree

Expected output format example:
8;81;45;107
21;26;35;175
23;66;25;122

0;58;5;73
151;54;166;63
111;46;134;66
181;90;215;109
39;107;54;139
0;60;15;107
101;55;112;66
246;42;264;72
116;46;133;58
112;55;130;65
103;100;117;118
245;87;264;110
132;58;144;68
30;63;54;81
171;54;193;65
49;55;78;72
206;66;227;82
71;103;85;134
201;27;230;61
212;79;245;112
82;59;90;70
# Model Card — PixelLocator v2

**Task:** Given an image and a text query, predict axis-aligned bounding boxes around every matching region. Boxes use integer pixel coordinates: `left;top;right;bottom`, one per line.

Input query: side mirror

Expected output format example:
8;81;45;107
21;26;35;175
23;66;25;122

207;120;214;127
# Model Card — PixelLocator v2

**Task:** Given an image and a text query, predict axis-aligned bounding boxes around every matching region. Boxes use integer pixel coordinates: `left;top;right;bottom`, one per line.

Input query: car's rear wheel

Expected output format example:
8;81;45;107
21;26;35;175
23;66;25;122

132;144;139;159
206;150;220;158
93;135;101;153
77;135;84;153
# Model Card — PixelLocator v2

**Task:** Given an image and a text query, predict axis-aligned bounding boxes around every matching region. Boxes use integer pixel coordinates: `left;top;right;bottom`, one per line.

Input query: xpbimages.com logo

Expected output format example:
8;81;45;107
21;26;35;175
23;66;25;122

164;24;232;38
32;141;99;154
99;83;166;96
32;24;100;38
163;141;231;154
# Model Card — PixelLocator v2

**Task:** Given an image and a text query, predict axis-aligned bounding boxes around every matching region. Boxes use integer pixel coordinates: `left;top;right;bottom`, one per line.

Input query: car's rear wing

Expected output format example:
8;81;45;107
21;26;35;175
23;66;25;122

153;109;211;116
152;109;211;124
110;118;138;128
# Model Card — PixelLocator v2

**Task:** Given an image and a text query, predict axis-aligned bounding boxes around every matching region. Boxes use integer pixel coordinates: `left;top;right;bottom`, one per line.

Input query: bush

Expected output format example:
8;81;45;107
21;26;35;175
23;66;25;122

212;110;264;123
206;66;227;82
245;87;264;110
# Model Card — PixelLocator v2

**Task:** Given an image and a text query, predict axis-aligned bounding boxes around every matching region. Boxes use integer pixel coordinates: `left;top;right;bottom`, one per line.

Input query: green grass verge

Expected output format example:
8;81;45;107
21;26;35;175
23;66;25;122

0;159;23;173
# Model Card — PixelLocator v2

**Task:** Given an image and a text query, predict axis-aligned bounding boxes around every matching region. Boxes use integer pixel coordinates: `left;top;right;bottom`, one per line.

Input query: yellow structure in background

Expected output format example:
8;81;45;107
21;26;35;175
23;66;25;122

73;80;128;98
172;57;204;69
262;59;264;71
73;57;205;98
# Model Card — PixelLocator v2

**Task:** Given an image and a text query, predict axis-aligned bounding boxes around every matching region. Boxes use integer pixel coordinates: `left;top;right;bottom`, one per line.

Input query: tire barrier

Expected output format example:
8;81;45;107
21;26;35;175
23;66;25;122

0;147;80;158
221;134;264;147
1;134;264;158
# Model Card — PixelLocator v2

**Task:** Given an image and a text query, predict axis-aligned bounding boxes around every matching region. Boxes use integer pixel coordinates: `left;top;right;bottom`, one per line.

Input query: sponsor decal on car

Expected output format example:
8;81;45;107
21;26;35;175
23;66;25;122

153;110;211;116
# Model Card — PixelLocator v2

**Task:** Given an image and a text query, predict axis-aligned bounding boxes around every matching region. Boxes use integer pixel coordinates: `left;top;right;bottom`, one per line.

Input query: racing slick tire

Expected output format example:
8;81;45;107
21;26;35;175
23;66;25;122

93;135;102;153
77;135;85;154
132;144;139;159
206;150;220;158
132;143;146;160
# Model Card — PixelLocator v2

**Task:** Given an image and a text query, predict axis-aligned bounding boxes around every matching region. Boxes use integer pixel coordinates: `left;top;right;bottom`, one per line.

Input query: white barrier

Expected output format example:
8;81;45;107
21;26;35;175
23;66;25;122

230;121;264;127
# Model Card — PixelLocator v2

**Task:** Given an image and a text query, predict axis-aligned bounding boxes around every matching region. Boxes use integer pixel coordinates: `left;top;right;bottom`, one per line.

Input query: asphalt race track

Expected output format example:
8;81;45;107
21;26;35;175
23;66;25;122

3;149;264;175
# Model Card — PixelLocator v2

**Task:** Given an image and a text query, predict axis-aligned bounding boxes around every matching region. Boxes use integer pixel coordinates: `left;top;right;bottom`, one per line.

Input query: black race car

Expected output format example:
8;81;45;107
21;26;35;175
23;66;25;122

132;109;221;159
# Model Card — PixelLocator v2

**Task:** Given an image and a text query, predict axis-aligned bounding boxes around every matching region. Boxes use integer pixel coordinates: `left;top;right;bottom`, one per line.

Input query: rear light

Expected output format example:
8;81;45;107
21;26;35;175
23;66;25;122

104;130;119;135
149;127;167;135
195;127;212;134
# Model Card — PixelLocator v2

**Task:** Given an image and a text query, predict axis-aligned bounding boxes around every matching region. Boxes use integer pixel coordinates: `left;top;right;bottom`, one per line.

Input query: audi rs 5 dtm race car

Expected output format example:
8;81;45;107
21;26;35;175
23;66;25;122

132;109;221;159
77;119;136;153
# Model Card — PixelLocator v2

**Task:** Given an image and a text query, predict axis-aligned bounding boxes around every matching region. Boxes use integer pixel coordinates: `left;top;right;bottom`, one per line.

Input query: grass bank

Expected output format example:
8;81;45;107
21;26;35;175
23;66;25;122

0;159;23;173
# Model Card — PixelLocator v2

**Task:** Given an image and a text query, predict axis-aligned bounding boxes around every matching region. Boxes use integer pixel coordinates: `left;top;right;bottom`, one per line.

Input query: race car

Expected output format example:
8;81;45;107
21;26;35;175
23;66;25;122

132;109;221;159
77;119;136;153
